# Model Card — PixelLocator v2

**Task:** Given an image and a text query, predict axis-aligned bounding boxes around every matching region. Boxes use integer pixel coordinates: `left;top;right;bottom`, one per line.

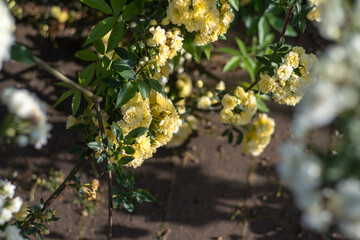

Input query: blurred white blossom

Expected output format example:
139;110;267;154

1;87;52;149
0;225;25;240
0;0;15;70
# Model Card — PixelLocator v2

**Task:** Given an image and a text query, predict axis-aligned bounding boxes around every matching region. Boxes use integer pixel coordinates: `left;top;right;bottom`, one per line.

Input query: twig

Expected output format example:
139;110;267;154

95;101;113;240
32;56;102;103
32;55;113;237
247;3;296;92
21;155;90;233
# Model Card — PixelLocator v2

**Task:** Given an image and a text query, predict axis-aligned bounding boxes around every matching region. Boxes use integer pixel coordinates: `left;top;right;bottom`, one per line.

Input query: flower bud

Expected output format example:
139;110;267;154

196;80;204;88
159;76;168;85
149;19;157;26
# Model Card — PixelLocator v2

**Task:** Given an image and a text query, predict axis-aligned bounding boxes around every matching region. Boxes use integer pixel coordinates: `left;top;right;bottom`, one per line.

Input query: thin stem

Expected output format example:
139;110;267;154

95;102;113;240
247;3;296;92
21;155;90;233
32;56;102;103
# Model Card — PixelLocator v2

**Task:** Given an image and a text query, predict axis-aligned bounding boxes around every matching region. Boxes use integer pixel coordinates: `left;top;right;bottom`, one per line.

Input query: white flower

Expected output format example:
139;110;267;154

278;143;322;197
276;64;293;81
302;202;332;232
1;88;52;149
0;208;13;225
0;180;15;198
316;0;345;40
8;196;22;213
293;82;358;137
336;178;360;220
338;221;360;240
1;225;25;240
0;0;15;70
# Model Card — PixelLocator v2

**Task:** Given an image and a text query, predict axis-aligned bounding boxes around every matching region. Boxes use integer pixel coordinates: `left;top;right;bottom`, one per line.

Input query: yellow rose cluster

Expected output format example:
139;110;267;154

147;25;184;67
166;0;234;45
176;73;193;98
307;0;325;22
258;46;317;106
95;91;180;168
166;115;197;148
220;86;257;126
243;113;275;156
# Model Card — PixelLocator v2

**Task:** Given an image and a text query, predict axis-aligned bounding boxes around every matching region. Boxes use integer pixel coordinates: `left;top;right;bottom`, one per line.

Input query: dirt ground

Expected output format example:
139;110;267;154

0;15;347;240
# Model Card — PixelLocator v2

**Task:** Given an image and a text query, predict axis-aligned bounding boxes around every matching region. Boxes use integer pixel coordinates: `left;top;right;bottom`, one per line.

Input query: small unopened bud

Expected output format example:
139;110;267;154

139;42;145;49
44;229;50;235
46;212;52;219
139;60;145;66
149;19;157;26
143;56;149;62
184;53;192;60
161;18;170;25
196;80;204;88
130;22;137;28
149;64;155;70
149;26;155;33
159;76;168;85
130;45;136;51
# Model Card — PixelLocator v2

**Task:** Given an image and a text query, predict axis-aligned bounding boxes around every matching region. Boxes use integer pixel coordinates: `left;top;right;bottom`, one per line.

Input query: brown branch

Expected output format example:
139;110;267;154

95;101;113;240
21;155;90;233
247;3;296;92
32;56;102;103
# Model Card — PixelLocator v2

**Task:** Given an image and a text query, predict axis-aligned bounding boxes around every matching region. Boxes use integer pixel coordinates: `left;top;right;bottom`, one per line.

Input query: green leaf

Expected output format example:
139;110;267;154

107;22;125;53
125;127;147;141
137;79;150;100
80;0;112;14
104;163;115;172
84;16;117;46
122;1;138;20
223;56;241;72
266;15;297;37
123;146;135;155
114;62;136;80
53;90;75;108
258;16;269;46
228;0;239;11
79;63;96;87
235;37;247;56
115;81;137;108
148;78;165;97
111;0;125;15
122;198;134;212
88;141;102;151
228;131;233;144
93;39;105;55
114;47;128;59
11;44;34;64
135;0;145;12
257;98;269;112
118;156;135;165
112;121;124;142
183;41;202;63
75;49;98;61
235;131;244;145
72;91;81;116
217;47;241;56
134;189;155;202
256;56;271;65
115;168;127;186
203;44;211;60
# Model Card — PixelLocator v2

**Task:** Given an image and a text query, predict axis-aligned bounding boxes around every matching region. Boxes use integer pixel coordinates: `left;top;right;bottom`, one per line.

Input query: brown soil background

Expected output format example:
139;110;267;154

0;9;347;240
